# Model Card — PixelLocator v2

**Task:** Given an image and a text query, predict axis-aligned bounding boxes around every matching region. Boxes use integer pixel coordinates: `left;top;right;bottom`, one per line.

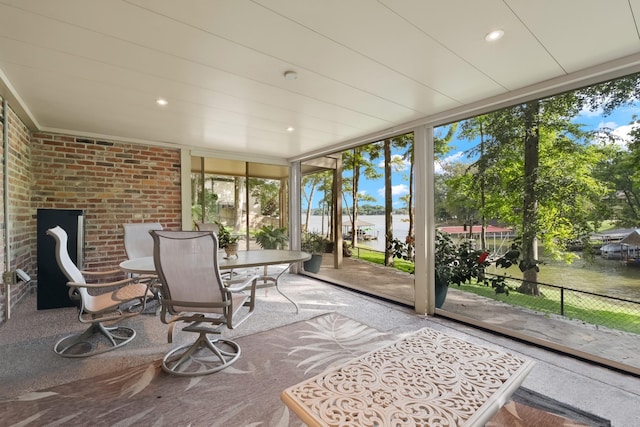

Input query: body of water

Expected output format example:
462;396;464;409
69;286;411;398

489;257;640;301
306;214;409;253
306;215;640;301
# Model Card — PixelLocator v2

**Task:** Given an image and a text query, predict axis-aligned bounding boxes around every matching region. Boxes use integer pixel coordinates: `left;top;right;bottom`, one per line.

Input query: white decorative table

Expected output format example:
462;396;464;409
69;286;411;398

281;327;534;426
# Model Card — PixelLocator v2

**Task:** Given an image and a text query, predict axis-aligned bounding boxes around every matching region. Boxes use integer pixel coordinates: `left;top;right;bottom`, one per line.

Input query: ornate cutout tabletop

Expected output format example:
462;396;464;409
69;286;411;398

281;327;534;426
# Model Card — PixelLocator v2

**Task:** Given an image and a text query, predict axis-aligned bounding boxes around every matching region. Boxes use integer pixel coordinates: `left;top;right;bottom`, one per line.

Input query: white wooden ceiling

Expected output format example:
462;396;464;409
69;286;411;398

1;0;640;161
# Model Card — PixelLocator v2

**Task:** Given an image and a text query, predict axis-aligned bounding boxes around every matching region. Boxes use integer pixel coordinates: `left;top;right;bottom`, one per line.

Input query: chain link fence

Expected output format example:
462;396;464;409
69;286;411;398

483;273;640;335
349;246;640;335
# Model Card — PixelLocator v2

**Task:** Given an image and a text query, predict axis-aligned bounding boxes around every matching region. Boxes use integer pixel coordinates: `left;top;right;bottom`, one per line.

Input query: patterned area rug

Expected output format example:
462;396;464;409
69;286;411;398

0;313;609;426
1;313;395;426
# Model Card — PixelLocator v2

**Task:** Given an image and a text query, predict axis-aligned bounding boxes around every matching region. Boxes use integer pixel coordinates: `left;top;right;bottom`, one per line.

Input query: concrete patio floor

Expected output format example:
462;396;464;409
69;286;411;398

1;271;639;425
311;254;640;375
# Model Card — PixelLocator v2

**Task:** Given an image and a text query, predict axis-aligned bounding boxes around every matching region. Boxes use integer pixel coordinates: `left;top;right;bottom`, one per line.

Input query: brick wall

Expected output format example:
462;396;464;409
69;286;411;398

0;97;183;325
1;99;36;320
0;99;5;320
30;133;182;271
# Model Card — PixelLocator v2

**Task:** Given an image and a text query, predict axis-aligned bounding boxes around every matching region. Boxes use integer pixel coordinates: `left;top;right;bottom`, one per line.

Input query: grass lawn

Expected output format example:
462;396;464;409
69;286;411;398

456;282;640;335
353;246;414;274
595;220;620;232
352;245;640;335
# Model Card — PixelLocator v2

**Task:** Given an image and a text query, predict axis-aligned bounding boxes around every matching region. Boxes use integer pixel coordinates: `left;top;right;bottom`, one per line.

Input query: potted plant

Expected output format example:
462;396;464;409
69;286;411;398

433;230;467;308
215;221;240;258
255;225;288;249
434;230;528;307
343;241;352;257
301;232;327;273
392;230;524;308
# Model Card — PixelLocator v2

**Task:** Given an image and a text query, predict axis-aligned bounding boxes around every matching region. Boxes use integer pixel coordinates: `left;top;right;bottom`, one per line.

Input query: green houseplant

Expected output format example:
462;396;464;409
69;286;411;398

255;225;288;249
301;232;327;273
433;230;527;307
392;230;524;308
215;221;240;258
433;230;470;308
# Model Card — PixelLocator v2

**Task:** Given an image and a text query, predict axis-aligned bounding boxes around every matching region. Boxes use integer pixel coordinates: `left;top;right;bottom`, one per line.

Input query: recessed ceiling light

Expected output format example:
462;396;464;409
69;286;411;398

156;98;168;106
283;70;298;81
286;126;295;132
485;29;504;42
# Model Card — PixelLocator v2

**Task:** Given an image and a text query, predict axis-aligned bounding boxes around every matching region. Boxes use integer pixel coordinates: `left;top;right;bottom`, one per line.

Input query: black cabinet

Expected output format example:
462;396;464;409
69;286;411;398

36;209;84;310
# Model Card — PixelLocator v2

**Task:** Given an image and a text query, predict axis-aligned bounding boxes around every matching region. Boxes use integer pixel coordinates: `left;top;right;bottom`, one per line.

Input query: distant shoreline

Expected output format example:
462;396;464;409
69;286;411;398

305;214;410;252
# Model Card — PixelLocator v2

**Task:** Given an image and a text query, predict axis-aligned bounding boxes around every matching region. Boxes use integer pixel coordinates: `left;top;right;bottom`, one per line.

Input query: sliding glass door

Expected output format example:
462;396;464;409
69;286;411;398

191;156;288;250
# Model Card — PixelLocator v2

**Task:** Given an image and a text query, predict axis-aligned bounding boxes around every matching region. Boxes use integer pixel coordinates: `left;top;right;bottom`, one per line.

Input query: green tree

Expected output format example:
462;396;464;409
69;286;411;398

342;145;382;246
459;117;494;249
190;173;219;224
318;171;334;237
453;89;615;295
384;139;393;265
249;178;280;217
443;162;482;229
595;122;640;226
390;125;457;261
576;73;640;227
302;172;325;232
391;133;414;260
520;101;541;293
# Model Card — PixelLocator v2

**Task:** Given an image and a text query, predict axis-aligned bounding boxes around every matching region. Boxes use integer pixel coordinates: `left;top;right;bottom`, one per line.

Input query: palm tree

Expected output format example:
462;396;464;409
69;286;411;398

342;145;382;247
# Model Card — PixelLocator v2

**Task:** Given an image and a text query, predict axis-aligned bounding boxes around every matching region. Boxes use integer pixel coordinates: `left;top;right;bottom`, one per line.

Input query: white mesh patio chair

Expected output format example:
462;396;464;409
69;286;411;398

194;222;219;233
123;222;163;259
194;221;245;279
151;230;258;376
47;226;153;357
123;222;164;311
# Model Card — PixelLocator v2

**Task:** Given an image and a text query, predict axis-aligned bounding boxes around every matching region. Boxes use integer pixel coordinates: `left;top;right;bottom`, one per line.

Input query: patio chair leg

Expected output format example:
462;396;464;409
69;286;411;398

54;323;136;358
162;333;241;377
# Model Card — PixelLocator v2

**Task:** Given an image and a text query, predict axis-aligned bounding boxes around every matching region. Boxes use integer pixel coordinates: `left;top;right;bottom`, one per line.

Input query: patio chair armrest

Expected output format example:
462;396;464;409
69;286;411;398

80;268;122;277
225;274;259;293
132;274;159;284
66;277;139;289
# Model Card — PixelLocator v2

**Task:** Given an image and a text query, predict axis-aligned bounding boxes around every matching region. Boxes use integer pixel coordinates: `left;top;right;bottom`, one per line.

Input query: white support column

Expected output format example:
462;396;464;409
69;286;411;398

413;125;435;315
289;161;302;273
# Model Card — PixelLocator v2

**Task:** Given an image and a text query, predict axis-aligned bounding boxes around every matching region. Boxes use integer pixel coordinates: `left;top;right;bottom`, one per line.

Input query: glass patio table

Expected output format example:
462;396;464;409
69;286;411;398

120;249;311;313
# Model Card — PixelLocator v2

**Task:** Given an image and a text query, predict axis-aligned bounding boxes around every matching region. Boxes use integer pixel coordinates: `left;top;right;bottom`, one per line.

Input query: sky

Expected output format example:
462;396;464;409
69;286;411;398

309;101;640;211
